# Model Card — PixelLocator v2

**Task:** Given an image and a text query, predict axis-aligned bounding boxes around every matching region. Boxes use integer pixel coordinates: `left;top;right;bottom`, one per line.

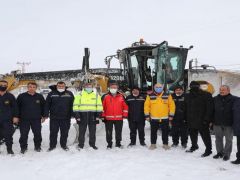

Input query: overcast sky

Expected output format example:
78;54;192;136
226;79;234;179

0;0;240;74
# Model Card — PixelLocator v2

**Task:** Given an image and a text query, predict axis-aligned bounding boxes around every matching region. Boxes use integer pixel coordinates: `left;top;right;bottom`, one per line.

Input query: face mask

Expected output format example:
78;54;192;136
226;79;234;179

133;93;139;97
154;87;163;94
110;88;117;94
57;88;65;93
0;86;7;92
175;92;183;96
85;88;93;93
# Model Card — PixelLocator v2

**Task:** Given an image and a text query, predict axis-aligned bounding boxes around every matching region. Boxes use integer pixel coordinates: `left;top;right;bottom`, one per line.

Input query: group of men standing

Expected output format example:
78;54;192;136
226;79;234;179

0;79;240;165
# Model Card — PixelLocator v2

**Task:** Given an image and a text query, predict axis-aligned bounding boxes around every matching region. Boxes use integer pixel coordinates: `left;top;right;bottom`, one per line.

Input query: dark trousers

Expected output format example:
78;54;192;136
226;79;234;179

128;120;145;144
0;120;14;149
171;123;188;145
237;136;240;159
19;119;42;149
78;118;96;148
105;120;123;146
49;119;71;148
151;119;169;145
189;127;212;152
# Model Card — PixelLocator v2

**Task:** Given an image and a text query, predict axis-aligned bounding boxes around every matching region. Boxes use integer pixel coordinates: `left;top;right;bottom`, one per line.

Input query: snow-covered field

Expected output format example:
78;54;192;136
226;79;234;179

0;120;239;180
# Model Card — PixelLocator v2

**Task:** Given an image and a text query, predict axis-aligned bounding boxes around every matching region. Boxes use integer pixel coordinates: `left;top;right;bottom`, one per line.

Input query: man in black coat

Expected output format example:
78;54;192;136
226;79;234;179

44;81;74;151
0;80;19;154
232;97;240;164
171;85;188;148
126;87;146;147
185;81;213;157
17;82;46;153
212;85;236;161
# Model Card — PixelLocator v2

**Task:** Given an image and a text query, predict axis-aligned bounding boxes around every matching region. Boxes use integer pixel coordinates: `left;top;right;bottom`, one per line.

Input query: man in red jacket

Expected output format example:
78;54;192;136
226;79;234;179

102;83;128;149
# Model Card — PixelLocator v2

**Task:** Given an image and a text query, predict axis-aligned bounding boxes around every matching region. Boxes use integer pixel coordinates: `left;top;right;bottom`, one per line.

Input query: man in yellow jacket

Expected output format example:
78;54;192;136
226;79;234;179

144;83;176;150
73;83;103;150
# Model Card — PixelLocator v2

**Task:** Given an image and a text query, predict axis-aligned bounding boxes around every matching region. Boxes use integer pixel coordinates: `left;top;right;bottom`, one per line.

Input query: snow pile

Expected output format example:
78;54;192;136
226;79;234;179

0;120;239;180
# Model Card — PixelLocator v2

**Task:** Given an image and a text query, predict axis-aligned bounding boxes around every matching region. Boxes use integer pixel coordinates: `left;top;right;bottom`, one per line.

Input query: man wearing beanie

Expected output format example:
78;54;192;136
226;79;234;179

185;81;213;157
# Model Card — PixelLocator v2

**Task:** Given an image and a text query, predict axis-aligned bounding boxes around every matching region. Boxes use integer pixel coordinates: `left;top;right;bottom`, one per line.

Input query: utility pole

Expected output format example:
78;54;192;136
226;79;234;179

17;61;31;73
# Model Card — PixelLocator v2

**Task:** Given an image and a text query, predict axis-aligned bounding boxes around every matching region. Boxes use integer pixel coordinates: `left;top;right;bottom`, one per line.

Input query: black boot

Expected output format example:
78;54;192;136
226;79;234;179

61;146;69;151
201;151;212;157
186;146;199;153
90;145;98;150
77;145;83;151
21;147;28;154
47;146;56;152
107;144;112;149
223;155;230;161
231;159;240;165
213;153;223;159
34;147;42;152
128;142;136;147
7;147;14;155
116;143;123;149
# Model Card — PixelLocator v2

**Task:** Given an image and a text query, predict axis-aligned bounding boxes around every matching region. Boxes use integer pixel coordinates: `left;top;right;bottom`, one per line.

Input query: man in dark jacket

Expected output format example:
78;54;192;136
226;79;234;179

171;85;188;148
0;80;19;154
212;85;236;161
232;97;240;164
126;87;146;147
44;81;74;151
17;82;46;153
185;81;213;157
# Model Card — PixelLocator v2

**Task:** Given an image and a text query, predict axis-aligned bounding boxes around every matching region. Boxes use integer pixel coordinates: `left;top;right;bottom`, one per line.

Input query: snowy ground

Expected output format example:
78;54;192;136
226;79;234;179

0;120;239;180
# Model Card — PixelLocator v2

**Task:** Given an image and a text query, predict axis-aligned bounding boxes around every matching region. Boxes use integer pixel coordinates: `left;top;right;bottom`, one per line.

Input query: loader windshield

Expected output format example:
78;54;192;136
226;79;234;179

124;42;188;92
162;50;185;86
154;46;187;90
128;53;158;90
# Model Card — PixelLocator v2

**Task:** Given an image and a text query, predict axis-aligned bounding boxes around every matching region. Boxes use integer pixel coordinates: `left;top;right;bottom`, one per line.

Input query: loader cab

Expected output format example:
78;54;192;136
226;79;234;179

117;41;190;92
105;40;192;92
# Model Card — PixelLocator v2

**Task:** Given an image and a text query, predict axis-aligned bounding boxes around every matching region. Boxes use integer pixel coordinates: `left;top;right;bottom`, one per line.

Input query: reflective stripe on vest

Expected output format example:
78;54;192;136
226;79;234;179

73;91;103;112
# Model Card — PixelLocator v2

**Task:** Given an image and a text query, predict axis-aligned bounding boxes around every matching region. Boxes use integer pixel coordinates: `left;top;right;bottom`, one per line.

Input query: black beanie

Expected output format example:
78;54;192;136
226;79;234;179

190;81;200;89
